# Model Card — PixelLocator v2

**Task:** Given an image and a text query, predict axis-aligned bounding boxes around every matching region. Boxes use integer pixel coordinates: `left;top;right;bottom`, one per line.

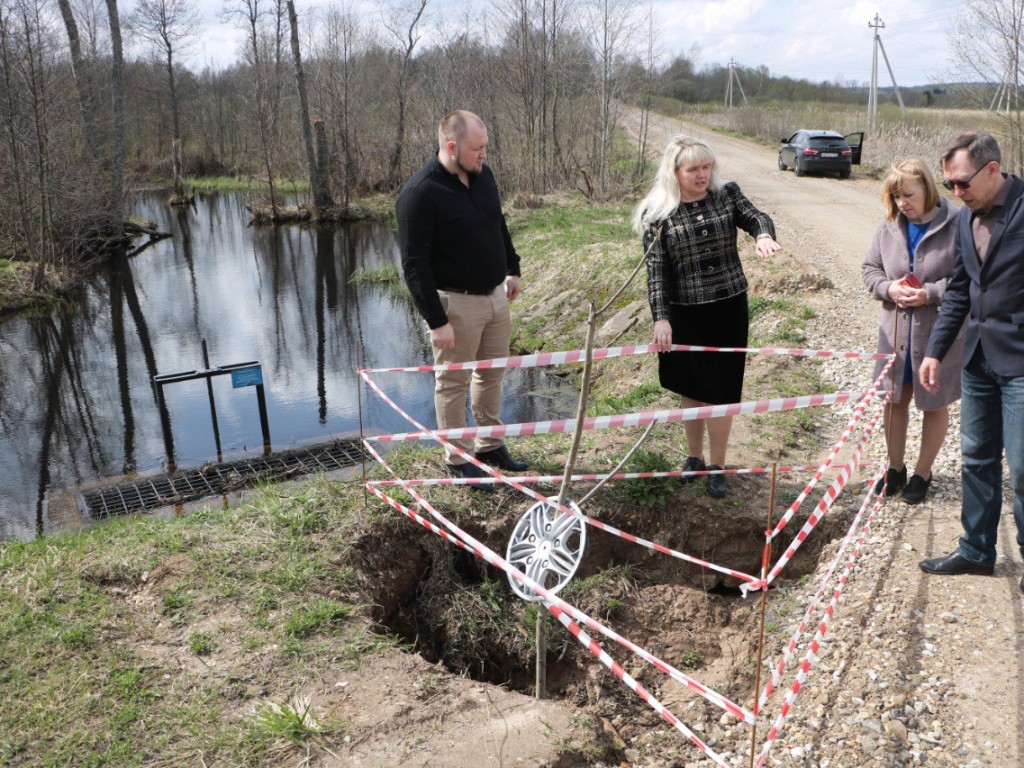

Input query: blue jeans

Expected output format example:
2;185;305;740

957;350;1024;565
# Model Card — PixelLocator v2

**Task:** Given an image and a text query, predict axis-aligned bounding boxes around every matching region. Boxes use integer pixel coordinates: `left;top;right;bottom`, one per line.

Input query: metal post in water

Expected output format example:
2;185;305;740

202;339;223;462
255;383;272;453
154;379;177;473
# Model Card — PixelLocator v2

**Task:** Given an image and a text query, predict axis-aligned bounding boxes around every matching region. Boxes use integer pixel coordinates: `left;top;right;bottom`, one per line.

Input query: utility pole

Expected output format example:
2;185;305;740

991;64;1014;114
724;58;748;109
867;13;906;128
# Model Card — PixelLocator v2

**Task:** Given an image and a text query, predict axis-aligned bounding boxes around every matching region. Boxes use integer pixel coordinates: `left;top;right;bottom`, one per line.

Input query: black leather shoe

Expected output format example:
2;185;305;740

1020;575;1024;595
901;473;932;505
474;445;528;472
874;465;907;497
680;456;706;484
706;465;727;498
919;550;993;576
445;461;494;493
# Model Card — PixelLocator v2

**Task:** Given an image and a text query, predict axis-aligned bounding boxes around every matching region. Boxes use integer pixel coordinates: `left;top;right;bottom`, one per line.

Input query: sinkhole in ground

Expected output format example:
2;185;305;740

352;473;854;703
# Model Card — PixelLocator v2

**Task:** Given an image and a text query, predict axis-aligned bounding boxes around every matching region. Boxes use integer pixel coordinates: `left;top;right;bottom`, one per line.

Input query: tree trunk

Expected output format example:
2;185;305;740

314;120;333;210
105;0;126;231
287;0;331;210
165;46;181;152
385;0;428;189
56;0;99;159
172;138;185;198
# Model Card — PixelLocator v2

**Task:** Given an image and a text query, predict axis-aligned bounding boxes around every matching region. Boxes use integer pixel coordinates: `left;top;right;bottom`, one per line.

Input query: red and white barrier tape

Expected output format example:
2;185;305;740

358;340;898;764
366;464;822;487
362;444;753;744
364;438;762;586
366;390;867;442
755;478;884;767
360;370;764;585
546;604;729;766
759;397;885;587
757;464;885;712
765;355;895;542
361;342;892;374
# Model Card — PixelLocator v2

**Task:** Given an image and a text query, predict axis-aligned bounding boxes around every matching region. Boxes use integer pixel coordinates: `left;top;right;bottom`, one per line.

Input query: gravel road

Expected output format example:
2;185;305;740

620;110;1023;768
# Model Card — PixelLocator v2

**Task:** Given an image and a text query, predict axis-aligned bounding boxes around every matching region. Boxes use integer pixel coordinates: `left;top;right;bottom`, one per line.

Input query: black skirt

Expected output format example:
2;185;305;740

658;292;748;404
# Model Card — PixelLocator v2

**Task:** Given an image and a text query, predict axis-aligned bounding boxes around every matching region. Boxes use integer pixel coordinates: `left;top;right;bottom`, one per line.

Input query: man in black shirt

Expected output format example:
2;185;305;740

397;110;528;490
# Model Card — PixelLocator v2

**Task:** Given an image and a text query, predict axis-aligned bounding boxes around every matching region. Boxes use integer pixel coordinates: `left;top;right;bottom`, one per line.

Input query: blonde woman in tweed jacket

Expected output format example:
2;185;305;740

632;136;782;498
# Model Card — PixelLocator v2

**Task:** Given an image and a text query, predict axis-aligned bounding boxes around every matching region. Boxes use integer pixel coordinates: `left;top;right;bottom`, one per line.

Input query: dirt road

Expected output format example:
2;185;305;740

620;109;1024;767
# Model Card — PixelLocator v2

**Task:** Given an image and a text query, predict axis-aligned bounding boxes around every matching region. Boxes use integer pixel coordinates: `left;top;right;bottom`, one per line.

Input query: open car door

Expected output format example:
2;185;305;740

845;132;864;165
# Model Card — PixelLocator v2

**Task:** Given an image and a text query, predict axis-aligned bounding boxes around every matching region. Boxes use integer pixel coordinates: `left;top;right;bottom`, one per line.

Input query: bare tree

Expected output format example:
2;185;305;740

286;0;330;211
13;0;57;282
72;0;107;58
0;4;44;279
588;0;640;194
316;4;365;205
951;0;1024;173
634;1;660;179
382;0;428;189
225;0;281;219
125;0;199;200
56;0;99;157
104;0;126;228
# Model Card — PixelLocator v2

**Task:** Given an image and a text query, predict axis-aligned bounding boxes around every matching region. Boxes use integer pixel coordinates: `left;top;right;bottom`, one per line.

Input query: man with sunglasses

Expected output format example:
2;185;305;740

917;131;1024;587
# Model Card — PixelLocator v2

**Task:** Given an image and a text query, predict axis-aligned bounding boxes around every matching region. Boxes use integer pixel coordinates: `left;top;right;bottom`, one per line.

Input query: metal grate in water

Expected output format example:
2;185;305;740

77;439;368;519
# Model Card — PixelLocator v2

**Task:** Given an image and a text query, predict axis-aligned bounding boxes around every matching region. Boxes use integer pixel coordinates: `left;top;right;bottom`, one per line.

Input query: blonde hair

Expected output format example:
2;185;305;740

881;159;940;221
631;136;722;233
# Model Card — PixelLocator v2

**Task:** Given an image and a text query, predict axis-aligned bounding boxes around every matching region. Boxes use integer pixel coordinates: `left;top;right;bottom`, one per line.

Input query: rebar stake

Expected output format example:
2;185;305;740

749;462;777;768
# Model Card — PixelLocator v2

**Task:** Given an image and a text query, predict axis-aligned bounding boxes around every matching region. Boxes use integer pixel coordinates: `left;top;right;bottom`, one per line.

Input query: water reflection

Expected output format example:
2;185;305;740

0;192;570;540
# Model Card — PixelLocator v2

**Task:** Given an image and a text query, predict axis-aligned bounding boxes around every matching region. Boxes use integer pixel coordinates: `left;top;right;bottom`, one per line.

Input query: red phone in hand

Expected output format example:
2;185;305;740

901;273;923;289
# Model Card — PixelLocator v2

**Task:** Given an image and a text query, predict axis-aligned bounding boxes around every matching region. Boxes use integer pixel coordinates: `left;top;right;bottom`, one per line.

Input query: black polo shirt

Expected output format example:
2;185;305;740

396;155;521;329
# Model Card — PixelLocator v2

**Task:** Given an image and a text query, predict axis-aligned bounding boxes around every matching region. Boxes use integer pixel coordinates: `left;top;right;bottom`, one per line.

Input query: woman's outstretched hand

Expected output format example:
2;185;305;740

755;236;782;258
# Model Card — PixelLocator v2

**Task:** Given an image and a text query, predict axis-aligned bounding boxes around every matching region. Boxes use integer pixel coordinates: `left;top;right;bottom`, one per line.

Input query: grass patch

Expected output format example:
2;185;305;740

348;262;411;300
614;449;678;507
749;296;816;346
250;698;328;746
0;475;381;765
283;597;354;639
186;175;309;195
589;381;662;417
188;631;214;656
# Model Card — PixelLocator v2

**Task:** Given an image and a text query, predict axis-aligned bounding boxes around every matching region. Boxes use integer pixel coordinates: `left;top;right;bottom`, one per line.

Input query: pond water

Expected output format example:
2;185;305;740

0;192;572;541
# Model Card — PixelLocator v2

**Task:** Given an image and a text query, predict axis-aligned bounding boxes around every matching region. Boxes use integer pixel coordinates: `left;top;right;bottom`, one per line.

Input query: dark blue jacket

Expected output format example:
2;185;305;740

926;174;1024;376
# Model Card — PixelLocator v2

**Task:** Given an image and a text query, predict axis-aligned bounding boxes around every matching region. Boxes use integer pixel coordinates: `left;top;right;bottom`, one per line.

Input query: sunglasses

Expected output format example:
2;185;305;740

942;163;989;191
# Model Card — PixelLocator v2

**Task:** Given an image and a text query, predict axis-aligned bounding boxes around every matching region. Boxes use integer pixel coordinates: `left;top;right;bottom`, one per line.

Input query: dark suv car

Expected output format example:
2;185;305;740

778;130;864;178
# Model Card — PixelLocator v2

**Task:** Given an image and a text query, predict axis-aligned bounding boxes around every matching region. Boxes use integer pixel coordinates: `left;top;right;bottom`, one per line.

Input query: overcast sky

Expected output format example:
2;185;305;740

192;0;968;87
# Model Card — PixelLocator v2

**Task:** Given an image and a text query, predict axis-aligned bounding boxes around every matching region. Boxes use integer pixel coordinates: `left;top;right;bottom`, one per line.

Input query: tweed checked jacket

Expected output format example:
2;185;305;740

644;181;776;320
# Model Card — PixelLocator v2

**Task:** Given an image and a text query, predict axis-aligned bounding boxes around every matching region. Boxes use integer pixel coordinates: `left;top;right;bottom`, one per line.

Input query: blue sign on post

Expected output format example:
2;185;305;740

231;364;263;389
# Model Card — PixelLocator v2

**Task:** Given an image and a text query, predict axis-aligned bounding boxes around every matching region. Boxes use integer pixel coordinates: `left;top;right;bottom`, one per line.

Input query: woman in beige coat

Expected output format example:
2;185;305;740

862;159;964;504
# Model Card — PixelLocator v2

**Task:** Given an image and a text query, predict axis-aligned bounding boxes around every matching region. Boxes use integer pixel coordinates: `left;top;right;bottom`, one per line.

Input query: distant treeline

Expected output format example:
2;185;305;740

0;0;1005;292
655;56;996;110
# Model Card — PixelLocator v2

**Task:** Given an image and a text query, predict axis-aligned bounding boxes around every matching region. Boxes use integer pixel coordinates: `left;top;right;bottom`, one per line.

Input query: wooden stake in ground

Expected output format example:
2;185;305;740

750;462;777;767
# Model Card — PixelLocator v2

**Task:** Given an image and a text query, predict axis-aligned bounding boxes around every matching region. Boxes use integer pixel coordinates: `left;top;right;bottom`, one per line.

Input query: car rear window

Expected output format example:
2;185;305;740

809;136;848;146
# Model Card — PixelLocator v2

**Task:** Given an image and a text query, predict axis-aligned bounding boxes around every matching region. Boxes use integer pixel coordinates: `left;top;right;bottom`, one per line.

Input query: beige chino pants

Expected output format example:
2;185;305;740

434;286;511;464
